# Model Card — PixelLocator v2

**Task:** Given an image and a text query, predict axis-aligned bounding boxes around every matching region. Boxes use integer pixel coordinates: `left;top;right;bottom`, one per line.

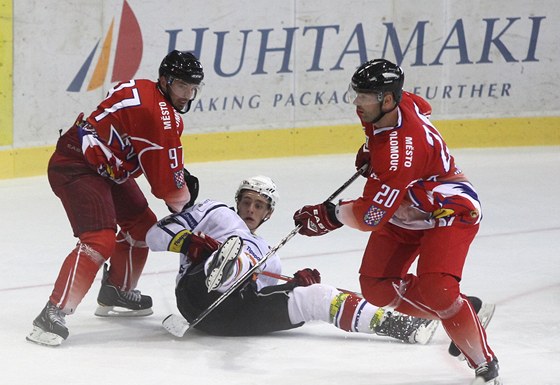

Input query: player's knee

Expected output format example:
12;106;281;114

78;229;116;261
120;207;157;242
416;272;460;312
359;275;397;307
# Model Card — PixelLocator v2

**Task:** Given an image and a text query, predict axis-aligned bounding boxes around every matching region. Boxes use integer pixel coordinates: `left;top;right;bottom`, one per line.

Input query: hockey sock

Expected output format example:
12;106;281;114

105;231;149;291
50;229;114;314
288;285;379;334
107;207;156;290
441;294;495;367
329;292;380;333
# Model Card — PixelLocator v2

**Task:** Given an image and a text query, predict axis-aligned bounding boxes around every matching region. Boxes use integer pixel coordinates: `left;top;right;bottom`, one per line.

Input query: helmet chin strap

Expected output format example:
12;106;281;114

257;208;273;227
244;208;273;234
370;98;398;124
370;110;386;124
175;100;192;114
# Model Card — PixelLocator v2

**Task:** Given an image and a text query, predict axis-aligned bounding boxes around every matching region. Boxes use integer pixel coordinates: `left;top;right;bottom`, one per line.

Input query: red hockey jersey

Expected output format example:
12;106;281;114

76;79;190;211
337;92;481;231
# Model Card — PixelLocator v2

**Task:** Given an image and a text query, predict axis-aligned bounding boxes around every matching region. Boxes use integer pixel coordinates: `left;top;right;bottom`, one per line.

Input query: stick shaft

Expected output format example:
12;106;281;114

259;270;363;297
325;164;367;202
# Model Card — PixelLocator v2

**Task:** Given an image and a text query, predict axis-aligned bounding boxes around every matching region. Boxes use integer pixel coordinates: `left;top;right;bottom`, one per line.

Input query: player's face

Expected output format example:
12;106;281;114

168;79;200;109
351;91;384;123
236;191;273;232
161;77;202;112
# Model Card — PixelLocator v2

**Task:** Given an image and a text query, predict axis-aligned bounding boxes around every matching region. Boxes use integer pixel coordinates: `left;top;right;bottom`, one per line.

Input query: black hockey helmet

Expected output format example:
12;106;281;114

350;59;404;103
159;50;204;85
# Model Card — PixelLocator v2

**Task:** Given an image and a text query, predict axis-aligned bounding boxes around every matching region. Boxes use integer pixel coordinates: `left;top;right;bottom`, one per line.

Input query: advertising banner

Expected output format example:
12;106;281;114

11;0;559;149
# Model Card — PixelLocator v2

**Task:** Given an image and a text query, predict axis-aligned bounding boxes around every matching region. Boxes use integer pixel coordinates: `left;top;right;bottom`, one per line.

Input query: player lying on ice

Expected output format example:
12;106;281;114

146;175;439;342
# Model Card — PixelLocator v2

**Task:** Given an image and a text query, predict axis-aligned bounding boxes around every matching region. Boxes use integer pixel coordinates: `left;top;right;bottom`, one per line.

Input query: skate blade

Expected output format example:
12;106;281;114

477;303;496;328
470;376;502;385
206;236;243;292
26;325;64;347
413;320;440;345
94;305;153;317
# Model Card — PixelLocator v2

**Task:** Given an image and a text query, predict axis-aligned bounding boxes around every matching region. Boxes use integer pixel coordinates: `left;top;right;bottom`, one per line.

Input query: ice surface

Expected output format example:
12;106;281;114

1;147;559;384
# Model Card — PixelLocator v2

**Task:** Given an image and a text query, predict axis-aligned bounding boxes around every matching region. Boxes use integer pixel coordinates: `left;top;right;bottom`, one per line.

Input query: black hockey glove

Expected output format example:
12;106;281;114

182;168;199;210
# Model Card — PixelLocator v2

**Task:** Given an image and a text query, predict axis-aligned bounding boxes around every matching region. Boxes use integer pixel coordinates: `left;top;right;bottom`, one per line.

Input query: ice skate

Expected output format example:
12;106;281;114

26;301;69;347
449;296;496;358
205;235;243;292
373;309;440;344
95;264;153;317
471;358;501;385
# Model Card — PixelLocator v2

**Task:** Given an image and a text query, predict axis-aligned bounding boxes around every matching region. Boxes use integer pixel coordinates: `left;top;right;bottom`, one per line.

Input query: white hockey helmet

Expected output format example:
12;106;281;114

235;175;279;209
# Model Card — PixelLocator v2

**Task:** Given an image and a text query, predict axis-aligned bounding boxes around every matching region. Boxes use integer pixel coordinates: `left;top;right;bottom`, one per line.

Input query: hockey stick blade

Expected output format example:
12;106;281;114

162;314;189;337
167;167;364;337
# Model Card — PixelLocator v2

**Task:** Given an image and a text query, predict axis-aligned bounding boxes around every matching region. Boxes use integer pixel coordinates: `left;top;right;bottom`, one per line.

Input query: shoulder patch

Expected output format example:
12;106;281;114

173;170;185;188
364;205;386;226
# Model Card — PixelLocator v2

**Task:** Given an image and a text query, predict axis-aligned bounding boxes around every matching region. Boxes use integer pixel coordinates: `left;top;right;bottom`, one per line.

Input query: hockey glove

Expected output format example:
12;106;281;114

292;268;321;286
182;168;199;210
293;201;343;237
355;143;371;177
180;231;220;266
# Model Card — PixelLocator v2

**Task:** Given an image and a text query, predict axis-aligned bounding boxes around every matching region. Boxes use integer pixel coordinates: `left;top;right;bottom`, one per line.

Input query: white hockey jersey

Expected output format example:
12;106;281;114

146;199;282;289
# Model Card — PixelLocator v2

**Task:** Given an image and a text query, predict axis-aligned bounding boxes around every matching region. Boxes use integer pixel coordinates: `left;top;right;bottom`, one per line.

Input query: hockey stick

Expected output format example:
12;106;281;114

259;270;364;297
162;165;367;337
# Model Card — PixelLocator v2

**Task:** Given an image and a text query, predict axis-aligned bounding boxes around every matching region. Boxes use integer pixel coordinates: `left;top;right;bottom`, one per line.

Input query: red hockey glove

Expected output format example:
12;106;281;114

181;231;220;265
293;201;343;237
292;268;321;287
355;143;371;177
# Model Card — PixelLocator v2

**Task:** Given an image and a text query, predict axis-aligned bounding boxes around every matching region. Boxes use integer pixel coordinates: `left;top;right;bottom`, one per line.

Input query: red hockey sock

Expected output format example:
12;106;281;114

441;294;495;367
106;232;149;291
107;207;156;290
50;229;115;314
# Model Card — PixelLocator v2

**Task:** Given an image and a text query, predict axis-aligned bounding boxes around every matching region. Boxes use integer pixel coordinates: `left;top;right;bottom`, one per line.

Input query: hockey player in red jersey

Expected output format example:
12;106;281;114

27;51;204;347
293;59;501;385
146;176;439;343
